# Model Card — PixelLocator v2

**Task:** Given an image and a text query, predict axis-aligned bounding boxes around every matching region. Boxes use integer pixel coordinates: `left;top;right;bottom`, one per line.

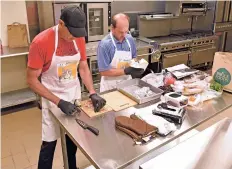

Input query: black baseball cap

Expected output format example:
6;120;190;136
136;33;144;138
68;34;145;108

60;5;87;37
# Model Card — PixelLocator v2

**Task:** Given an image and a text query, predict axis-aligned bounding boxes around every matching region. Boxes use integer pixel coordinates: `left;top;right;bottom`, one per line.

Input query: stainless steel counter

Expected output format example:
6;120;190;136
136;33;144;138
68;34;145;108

1;46;29;58
49;91;232;169
0;39;152;58
140;118;232;169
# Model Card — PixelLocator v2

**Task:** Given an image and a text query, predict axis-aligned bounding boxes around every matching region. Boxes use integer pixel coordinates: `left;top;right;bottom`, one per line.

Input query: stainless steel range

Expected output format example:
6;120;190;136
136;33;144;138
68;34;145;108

139;35;192;70
172;31;218;68
138;13;218;70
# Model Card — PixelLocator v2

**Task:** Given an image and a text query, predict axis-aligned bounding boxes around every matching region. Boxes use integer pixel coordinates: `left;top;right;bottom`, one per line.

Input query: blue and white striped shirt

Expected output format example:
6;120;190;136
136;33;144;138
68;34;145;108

97;34;137;72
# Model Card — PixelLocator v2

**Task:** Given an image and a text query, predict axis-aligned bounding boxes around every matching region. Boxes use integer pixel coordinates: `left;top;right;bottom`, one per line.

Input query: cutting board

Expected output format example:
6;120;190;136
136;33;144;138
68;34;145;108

80;99;113;118
102;91;137;111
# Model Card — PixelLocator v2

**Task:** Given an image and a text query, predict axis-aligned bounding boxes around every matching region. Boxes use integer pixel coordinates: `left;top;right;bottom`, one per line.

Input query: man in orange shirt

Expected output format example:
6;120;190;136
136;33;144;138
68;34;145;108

27;6;106;169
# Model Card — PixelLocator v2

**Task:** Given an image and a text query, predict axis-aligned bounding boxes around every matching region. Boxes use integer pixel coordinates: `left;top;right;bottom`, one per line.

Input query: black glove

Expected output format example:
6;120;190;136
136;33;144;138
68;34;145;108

58;99;80;115
124;67;144;78
90;93;106;112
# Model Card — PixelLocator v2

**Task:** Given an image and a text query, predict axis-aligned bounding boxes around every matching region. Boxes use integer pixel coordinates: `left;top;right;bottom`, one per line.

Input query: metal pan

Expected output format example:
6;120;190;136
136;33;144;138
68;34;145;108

117;79;164;104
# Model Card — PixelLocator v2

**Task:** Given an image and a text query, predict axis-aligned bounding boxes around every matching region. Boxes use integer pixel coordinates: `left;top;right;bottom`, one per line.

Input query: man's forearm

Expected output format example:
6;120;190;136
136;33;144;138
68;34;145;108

79;67;95;95
27;78;60;105
100;68;125;77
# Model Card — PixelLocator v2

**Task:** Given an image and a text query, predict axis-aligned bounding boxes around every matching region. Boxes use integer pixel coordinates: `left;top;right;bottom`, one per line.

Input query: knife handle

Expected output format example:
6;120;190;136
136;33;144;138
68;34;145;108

87;126;99;136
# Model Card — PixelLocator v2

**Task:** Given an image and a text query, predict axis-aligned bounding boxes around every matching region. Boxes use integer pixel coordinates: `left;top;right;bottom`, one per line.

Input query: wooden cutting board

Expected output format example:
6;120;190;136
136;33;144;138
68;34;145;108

80;99;113;118
101;91;137;111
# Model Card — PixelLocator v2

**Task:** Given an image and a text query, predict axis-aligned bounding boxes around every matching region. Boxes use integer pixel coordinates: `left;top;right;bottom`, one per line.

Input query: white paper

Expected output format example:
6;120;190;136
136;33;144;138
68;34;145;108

166;64;189;72
166;64;199;79
135;106;177;136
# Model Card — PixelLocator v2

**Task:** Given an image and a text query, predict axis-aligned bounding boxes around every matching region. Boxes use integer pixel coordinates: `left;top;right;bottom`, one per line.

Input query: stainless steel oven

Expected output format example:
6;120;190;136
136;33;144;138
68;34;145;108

165;1;207;16
89;56;100;90
53;2;80;25
53;2;111;42
82;3;111;42
191;45;216;68
80;55;100;93
162;50;191;68
213;1;232;52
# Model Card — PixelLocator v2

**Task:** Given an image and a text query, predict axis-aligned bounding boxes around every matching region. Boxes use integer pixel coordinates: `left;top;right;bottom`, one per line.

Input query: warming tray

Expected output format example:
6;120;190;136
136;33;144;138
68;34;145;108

117;79;164;104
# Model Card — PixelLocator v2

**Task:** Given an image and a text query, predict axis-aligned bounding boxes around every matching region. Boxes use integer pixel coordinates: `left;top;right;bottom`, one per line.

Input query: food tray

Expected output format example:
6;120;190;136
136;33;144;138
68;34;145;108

117;79;164;104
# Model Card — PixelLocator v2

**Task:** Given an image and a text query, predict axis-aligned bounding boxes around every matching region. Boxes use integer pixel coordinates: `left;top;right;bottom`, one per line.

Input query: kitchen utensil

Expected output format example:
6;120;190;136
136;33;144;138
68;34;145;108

80;99;112;118
164;92;188;108
152;102;186;125
75;118;99;136
101;91;137;111
158;103;176;111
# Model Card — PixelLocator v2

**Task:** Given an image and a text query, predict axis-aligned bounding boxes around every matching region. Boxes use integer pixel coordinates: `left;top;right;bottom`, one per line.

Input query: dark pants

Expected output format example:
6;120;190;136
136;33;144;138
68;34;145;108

38;135;77;169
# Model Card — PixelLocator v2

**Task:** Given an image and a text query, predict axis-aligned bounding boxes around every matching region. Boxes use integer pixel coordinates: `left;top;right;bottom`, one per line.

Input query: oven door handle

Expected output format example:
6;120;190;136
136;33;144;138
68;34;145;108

182;8;206;12
193;46;216;52
164;51;191;58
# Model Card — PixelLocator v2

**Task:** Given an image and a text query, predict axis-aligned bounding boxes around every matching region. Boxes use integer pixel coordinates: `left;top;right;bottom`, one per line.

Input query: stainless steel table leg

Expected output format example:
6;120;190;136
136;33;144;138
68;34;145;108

60;127;69;169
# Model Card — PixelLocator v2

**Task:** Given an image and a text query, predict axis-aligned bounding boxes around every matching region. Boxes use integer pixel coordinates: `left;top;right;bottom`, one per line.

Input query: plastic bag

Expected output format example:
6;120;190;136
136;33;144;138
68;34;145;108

164;72;176;86
141;73;164;88
135;111;177;136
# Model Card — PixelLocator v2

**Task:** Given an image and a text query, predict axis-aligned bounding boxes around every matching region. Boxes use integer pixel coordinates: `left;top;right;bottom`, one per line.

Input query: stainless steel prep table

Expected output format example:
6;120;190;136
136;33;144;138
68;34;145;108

140;118;232;169
49;91;232;169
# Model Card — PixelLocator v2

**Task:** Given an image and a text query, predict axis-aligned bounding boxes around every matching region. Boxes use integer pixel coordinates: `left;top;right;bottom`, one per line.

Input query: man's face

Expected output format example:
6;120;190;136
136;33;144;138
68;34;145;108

62;26;75;42
111;19;129;42
59;20;75;42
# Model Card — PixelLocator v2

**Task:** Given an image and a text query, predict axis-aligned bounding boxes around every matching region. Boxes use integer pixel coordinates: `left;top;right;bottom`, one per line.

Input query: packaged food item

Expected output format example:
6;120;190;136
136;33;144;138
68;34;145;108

201;89;222;101
188;94;203;109
188;94;202;106
134;87;154;99
210;80;223;92
205;76;213;83
158;85;174;95
130;58;148;70
142;73;164;88
184;77;197;84
182;87;204;96
164;73;176;86
171;80;184;93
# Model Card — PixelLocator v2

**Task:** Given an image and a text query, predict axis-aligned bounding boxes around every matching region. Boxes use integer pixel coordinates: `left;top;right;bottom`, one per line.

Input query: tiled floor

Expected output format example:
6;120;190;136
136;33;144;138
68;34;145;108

1;104;232;169
1;106;91;169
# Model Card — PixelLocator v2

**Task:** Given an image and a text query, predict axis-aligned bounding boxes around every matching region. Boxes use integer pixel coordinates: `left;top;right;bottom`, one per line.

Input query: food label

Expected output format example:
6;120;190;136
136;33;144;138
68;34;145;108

214;68;231;86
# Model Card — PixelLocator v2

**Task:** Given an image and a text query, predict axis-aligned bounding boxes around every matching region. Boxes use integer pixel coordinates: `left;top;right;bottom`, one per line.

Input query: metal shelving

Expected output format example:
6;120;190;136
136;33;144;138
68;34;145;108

1;46;37;109
1;88;36;109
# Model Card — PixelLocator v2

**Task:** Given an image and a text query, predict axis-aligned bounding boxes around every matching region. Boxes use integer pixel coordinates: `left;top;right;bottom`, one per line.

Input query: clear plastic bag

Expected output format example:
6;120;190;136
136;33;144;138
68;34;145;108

141;73;164;88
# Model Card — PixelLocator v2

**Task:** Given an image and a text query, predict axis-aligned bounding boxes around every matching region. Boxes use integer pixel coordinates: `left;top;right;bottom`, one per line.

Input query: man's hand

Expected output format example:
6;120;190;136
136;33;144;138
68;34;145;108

58;99;81;115
90;94;106;112
124;67;144;78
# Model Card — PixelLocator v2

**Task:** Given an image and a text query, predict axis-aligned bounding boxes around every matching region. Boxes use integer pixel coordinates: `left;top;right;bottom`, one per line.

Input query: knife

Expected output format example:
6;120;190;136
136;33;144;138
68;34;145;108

75;118;99;136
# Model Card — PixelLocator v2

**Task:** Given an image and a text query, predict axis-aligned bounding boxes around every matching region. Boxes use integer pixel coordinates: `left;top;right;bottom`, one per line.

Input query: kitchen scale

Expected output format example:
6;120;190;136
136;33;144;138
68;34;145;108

164;92;188;108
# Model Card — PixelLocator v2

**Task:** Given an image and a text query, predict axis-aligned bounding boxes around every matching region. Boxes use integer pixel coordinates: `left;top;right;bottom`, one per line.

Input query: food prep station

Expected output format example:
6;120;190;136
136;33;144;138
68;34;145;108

49;88;232;169
1;1;232;169
47;2;232;169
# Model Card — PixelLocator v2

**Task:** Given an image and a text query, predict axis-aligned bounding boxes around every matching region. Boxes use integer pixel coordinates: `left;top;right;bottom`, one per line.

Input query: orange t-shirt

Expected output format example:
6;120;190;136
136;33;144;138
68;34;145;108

28;27;87;73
